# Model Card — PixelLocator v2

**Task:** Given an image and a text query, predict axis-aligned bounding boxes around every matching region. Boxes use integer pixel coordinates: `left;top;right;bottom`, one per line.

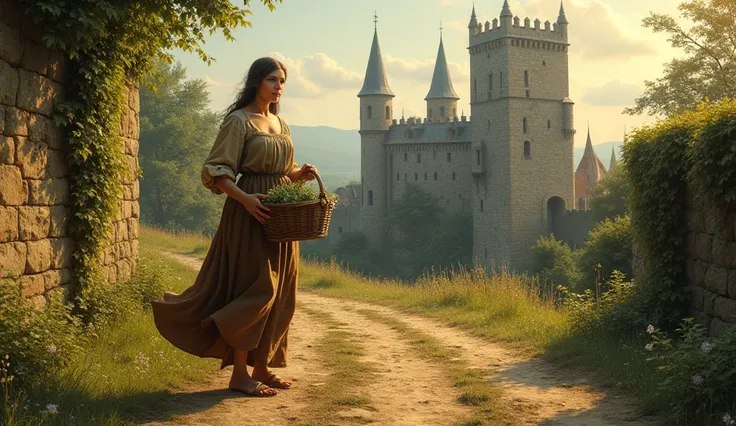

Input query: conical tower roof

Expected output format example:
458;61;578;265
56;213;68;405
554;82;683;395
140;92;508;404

557;1;569;24
358;29;394;97
575;127;607;182
425;36;459;100
501;0;513;17
609;145;618;172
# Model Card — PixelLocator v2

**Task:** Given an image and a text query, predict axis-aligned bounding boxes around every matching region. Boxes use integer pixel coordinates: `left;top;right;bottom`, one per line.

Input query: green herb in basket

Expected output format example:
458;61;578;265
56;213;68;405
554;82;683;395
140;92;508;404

263;182;339;204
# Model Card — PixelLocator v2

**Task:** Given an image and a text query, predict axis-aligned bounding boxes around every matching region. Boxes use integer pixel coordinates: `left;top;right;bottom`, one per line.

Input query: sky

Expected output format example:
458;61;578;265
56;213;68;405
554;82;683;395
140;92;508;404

171;0;685;148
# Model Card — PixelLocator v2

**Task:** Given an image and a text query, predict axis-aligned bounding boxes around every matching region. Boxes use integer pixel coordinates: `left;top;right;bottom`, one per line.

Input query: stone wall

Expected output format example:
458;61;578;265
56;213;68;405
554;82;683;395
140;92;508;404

0;0;140;307
684;192;736;335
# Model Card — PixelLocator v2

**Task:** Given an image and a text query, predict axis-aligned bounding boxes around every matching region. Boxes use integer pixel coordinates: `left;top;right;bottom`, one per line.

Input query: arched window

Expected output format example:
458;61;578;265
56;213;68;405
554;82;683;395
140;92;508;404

414;173;418;181
452;172;456;181
440;106;445;117
396;173;400;181
524;141;531;159
547;120;551;129
523;117;528;133
367;105;372;119
385;105;390;119
433;172;438;180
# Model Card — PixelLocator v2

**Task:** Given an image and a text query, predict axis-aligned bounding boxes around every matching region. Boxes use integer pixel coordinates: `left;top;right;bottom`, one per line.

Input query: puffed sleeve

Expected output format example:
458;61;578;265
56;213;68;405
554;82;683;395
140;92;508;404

201;114;247;194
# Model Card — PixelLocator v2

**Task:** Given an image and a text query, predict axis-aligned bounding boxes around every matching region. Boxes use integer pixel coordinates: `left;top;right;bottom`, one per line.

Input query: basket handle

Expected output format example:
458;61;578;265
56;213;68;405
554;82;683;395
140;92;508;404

306;169;328;204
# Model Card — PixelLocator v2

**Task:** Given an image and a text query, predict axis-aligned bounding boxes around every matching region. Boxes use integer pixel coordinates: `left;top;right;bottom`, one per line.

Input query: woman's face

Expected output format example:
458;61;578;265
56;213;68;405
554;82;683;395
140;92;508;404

258;68;286;104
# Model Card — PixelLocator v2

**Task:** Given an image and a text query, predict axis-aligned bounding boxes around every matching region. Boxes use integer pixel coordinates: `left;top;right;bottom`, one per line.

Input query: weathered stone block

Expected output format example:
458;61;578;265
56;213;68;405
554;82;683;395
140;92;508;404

726;213;736;243
29;295;45;310
696;233;713;262
50;238;73;269
129;86;140;113
0;20;21;66
115;220;127;243
47;50;65;83
713;296;736;322
5;107;29;137
15;137;48;179
27;178;69;205
128;218;139;240
729;270;736;299
131;201;139;218
694;259;708;286
107;263;117;284
132;179;140;199
726;243;736;268
713;236;729;266
0;205;17;242
17;69;55;116
704;289;718;315
0;61;18;107
703;202;722;235
0;241;26;277
0;164;25;205
691;309;711;330
705;266;729;296
21;40;49;75
124;155;137;184
27;113;51;142
0;105;4;133
117;259;131;282
0;1;22;26
25;239;52;274
20;273;44;297
46;149;67;177
45;118;64;150
710;317;733;336
18;206;50;240
130;239;139;258
0;134;13;164
690;285;705;311
121;200;132;219
43;269;61;291
49;205;67;237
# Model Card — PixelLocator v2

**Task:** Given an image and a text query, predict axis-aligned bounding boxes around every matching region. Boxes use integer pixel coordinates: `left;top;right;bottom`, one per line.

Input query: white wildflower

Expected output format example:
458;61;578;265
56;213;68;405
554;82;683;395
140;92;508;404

48;344;57;354
723;414;735;425
1;378;5;384
646;325;655;334
692;375;703;386
45;404;58;414
701;342;713;354
645;343;653;352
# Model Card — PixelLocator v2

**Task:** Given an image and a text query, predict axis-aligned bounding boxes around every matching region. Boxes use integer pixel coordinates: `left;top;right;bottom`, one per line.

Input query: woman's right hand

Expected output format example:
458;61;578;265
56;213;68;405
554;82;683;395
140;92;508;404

240;193;271;224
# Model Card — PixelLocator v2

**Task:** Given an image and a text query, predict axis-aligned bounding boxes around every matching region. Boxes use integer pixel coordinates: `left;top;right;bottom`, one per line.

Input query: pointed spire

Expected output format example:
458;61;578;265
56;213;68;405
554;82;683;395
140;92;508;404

576;126;607;178
501;0;513;17
468;3;478;28
471;3;476;18
358;27;394;97
425;34;459;100
557;1;569;24
609;145;618;172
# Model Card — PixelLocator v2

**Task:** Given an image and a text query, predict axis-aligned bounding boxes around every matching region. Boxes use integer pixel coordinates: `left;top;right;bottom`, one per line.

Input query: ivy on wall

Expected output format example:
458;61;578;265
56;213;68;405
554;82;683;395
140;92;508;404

19;0;281;316
624;99;736;327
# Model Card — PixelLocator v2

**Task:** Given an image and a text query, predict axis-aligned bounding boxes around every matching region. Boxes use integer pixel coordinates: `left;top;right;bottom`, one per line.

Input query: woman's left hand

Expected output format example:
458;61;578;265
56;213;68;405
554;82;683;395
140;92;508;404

298;163;318;181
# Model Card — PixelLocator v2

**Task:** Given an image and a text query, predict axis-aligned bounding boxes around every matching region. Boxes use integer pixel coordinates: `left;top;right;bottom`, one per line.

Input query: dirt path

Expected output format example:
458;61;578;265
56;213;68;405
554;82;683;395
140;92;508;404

153;252;656;426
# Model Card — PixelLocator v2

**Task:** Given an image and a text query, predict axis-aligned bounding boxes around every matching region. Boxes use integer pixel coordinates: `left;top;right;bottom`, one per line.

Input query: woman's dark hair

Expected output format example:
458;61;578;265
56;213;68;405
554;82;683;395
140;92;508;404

223;57;287;119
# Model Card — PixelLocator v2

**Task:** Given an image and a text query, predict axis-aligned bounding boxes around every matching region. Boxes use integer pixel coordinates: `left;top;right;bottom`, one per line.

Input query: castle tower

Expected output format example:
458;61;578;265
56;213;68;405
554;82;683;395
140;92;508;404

358;22;394;247
425;30;459;121
468;1;575;269
574;127;607;210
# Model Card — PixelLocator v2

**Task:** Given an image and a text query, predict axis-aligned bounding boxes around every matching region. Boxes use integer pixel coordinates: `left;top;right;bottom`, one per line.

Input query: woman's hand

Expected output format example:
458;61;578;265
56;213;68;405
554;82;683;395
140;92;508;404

240;193;271;224
296;163;318;182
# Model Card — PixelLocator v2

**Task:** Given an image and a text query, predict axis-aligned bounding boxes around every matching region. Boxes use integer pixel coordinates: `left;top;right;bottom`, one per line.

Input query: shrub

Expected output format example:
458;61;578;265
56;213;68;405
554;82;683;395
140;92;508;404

577;215;633;292
531;235;581;289
647;319;736;424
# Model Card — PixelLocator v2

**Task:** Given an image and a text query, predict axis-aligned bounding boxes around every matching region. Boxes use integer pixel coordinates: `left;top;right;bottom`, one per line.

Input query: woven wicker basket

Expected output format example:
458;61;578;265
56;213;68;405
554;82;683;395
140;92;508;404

261;171;336;242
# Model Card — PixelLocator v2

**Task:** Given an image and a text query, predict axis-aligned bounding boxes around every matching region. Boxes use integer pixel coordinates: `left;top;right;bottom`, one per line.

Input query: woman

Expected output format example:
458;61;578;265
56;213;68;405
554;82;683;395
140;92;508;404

152;57;317;397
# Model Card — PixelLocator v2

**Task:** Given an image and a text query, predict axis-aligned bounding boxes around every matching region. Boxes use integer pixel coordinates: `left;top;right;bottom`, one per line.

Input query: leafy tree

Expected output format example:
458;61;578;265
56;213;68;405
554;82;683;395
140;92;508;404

624;0;736;116
138;60;223;235
590;166;631;222
531;235;581;288
577;215;633;291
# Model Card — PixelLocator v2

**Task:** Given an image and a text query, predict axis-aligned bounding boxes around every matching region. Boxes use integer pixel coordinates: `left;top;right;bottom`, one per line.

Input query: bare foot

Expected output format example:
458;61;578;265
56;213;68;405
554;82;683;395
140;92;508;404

228;375;278;397
252;371;292;389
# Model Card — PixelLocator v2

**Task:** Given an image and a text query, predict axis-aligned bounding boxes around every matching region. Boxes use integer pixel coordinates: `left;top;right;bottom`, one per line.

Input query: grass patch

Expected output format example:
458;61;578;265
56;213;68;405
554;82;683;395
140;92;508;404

297;306;376;425
357;309;518;426
5;244;220;425
139;226;211;258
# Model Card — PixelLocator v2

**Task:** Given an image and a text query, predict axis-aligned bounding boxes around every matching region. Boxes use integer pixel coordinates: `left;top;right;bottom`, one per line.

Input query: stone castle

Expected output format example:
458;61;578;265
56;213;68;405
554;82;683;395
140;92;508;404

327;0;615;269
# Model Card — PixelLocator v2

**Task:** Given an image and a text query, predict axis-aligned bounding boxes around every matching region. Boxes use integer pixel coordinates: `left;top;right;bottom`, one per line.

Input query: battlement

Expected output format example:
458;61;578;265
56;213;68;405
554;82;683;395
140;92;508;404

390;115;470;127
470;9;567;48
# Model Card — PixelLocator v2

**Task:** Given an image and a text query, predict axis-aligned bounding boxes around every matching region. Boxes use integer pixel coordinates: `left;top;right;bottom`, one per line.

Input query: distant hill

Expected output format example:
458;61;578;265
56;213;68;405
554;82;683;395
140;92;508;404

290;124;624;180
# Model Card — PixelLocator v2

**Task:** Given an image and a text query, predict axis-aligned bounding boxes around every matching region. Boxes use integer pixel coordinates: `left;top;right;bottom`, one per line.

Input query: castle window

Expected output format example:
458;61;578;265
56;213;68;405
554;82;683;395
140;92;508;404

452;172;456;181
368;190;374;206
524;141;531;159
499;72;503;88
396;173;400;181
338;227;343;234
489;73;493;96
414;173;418;181
480;199;484;212
524;70;529;87
543;60;546;66
416;153;421;163
385;106;390;119
578;197;585;210
453;108;456;117
367;105;372;119
440;106;445;118
433;151;437;160
485;248;488;259
473;78;477;98
547;120;551;129
429;109;433;118
523;117;528;133
488;120;491;131
447;152;452;162
404;152;408;162
424;172;427;180
476;149;481;165
434;172;438;180
526;89;530;98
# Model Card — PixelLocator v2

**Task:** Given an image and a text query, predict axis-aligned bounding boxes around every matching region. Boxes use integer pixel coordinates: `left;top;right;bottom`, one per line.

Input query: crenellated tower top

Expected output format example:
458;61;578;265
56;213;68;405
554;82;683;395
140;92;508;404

468;0;569;47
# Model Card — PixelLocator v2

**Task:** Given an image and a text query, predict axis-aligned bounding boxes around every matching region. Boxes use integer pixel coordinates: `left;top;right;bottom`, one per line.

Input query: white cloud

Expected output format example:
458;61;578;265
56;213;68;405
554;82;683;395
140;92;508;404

302;53;363;89
384;54;469;84
203;75;236;89
581;80;642;106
